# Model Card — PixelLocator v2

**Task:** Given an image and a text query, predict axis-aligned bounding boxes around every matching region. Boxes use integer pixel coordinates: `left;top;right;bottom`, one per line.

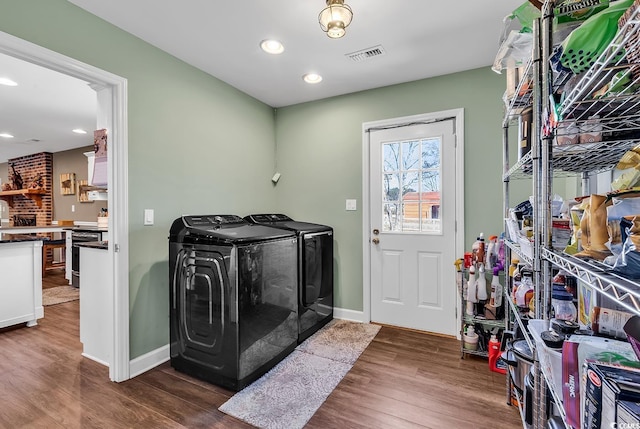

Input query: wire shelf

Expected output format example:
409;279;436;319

503;59;535;126
505;239;534;267
504;139;638;179
463;314;506;329
504;150;534;180
559;8;640;120
541;248;640;315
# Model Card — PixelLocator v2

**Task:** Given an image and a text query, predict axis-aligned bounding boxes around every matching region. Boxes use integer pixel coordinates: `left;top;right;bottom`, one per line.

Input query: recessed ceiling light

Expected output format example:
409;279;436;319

260;39;284;55
0;77;17;86
303;73;323;84
0;133;14;138
72;129;87;134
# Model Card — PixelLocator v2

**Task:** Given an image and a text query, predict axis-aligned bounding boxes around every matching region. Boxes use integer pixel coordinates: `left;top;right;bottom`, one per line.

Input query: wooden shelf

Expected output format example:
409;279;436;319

0;189;47;208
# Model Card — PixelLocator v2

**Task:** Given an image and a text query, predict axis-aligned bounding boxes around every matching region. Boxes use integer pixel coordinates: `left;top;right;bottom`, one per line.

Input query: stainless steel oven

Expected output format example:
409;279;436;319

71;230;101;288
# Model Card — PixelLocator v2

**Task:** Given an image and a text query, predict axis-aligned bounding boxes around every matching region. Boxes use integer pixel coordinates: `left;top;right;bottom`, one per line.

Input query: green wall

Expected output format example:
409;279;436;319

0;0;278;358
275;68;512;311
1;0;526;358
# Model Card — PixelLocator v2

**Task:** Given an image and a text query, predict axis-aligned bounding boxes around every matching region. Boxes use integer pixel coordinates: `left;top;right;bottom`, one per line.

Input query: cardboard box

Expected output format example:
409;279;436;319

552;218;572;251
562;336;640;429
578;280;628;327
618;400;640;426
583;362;640;429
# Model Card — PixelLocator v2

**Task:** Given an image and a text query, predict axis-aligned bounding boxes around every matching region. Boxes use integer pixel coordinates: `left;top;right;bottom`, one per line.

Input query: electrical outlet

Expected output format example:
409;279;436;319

71;204;75;212
346;199;357;211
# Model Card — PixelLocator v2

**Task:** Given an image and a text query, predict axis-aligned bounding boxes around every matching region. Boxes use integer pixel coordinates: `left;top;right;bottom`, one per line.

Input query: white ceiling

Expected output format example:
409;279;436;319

0;53;97;163
0;0;524;163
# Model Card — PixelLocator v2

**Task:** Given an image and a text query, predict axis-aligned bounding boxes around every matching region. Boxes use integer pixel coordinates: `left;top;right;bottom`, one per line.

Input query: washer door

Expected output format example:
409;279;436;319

170;243;233;370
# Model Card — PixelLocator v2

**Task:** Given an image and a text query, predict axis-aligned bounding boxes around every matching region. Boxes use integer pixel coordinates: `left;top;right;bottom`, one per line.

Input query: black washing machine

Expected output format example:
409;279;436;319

244;214;333;343
169;215;298;390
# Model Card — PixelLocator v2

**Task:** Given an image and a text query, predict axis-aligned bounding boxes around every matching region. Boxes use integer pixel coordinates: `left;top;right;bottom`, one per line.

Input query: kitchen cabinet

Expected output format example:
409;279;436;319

0;239;43;328
65;230;72;284
79;245;112;366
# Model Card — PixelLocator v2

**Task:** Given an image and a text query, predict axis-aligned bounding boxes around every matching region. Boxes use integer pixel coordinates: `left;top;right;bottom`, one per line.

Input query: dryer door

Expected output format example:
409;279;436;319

301;232;333;308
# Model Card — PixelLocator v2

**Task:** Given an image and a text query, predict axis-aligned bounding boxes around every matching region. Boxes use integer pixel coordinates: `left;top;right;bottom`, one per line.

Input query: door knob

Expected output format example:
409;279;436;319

372;229;379;235
372;238;380;245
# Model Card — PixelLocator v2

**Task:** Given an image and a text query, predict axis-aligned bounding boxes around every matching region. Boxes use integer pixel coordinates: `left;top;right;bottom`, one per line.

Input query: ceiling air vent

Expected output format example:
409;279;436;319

346;45;386;62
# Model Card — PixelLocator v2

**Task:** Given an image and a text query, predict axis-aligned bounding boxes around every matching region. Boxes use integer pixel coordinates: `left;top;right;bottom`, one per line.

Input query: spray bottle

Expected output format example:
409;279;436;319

466;265;477;316
477;263;488;301
486;235;498;270
472;233;486;266
490;266;503;307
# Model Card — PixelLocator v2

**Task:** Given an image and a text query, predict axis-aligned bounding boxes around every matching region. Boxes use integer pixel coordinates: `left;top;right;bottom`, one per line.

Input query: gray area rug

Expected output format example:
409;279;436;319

219;319;381;429
42;286;79;306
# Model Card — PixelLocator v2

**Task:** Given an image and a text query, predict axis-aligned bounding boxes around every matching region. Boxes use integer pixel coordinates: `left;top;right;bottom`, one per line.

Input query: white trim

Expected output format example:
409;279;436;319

333;307;365;323
361;109;465;327
0;31;130;382
82;353;111;368
129;345;170;379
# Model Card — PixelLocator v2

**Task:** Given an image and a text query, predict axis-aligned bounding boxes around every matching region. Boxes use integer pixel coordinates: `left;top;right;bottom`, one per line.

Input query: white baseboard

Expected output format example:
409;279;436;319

129;344;170;378
333;307;366;323
82;352;110;368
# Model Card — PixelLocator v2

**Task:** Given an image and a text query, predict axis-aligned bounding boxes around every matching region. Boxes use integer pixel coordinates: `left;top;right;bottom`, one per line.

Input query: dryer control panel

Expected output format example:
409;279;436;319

245;214;292;224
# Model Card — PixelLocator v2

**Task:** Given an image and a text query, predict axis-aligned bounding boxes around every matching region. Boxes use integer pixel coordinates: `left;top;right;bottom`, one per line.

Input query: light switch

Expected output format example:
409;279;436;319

144;209;154;226
346;199;357;211
71;204;75;213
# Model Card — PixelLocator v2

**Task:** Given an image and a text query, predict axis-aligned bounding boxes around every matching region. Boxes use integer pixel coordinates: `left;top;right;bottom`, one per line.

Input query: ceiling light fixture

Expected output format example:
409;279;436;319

72;129;87;134
0;77;18;86
0;133;14;138
303;73;323;84
260;39;284;55
318;0;353;39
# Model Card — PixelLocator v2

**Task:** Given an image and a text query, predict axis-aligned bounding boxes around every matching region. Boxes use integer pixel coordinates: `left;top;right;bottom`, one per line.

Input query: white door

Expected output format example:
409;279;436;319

368;119;458;336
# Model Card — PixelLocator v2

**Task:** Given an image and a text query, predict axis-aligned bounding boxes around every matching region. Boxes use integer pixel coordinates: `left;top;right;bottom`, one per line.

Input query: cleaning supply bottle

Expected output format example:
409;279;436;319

496;233;506;271
488;334;506;374
490;266;503;307
466;266;477;316
487;235;498;269
463;325;479;351
477;263;488;301
472;233;486;265
509;259;520;302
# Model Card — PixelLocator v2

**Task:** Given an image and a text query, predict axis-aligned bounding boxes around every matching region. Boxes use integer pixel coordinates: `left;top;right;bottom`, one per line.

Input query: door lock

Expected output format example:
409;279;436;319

372;238;380;244
372;229;379;235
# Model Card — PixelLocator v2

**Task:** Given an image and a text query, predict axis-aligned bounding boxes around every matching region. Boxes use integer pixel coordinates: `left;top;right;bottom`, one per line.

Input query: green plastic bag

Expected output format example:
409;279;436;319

554;0;609;25
560;0;634;74
511;2;541;33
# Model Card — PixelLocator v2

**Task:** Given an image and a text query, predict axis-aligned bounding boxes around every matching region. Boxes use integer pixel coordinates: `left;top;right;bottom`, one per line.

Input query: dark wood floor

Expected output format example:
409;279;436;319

0;271;522;428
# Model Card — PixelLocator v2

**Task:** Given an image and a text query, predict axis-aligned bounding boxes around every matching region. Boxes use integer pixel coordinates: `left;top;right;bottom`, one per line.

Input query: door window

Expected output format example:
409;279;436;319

382;138;442;233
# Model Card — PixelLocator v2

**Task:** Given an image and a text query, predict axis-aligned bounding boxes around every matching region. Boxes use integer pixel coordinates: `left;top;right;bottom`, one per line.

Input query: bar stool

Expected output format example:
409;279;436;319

43;238;66;276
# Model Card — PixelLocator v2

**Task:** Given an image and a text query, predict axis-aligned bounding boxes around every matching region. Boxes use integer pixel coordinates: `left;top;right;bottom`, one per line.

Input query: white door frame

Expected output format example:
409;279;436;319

0;31;130;381
362;109;465;328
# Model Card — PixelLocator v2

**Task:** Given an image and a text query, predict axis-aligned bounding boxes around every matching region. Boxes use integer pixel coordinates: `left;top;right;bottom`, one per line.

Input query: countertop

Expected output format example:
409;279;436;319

76;241;108;250
0;225;69;234
0;225;68;243
0;234;44;244
66;226;109;233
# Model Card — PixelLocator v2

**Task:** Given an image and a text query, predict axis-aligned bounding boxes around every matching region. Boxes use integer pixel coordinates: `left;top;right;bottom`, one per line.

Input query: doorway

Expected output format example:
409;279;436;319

0;31;130;381
362;109;464;337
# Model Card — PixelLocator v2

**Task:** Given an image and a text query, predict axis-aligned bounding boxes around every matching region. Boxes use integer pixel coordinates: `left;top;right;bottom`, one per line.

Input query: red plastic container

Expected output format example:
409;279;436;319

489;335;506;374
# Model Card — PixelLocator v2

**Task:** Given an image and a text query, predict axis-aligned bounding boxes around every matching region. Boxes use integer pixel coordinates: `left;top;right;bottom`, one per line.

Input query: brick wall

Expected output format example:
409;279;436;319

8;152;53;227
